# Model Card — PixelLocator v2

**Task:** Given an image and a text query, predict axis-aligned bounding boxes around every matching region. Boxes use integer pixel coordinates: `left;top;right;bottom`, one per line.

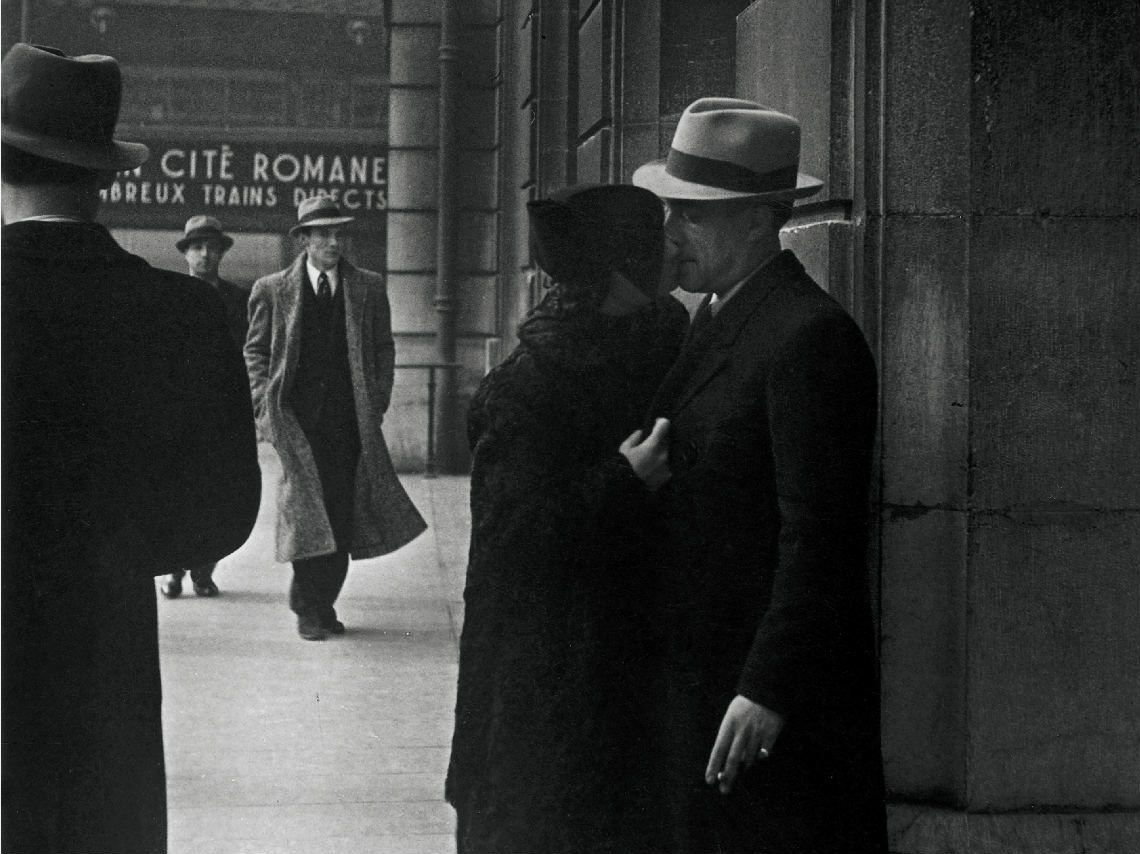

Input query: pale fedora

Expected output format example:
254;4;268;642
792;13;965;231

632;97;822;201
289;196;355;236
176;215;234;253
1;43;149;171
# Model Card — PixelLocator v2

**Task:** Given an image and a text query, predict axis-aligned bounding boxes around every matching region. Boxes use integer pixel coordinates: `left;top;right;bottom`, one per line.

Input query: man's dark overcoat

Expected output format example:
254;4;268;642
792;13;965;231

649;250;888;853
446;292;688;854
2;221;261;854
213;275;250;350
245;253;425;563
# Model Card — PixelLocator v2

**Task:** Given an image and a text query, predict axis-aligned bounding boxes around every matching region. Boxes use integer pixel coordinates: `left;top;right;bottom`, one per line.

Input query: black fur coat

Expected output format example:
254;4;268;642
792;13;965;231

446;291;688;854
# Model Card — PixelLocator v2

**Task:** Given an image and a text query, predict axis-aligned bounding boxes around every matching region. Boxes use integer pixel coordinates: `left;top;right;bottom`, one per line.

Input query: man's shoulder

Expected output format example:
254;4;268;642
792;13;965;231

127;261;211;294
218;277;251;296
749;253;852;327
251;263;297;293
125;266;234;325
730;253;871;363
345;263;385;288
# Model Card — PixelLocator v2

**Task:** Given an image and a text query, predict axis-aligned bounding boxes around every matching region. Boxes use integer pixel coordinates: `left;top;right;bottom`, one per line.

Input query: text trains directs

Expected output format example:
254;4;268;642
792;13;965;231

100;182;389;210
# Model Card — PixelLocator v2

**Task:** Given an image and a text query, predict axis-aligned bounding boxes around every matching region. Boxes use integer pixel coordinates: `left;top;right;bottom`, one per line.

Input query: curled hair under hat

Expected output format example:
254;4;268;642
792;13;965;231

527;184;664;298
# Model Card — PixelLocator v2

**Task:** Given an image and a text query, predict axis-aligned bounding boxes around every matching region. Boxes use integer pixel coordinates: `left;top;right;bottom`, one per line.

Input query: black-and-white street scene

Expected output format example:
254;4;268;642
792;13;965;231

3;2;1137;853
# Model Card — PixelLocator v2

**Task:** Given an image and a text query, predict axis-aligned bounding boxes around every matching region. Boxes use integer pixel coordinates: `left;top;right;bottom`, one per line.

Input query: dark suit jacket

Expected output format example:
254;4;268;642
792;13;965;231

2;221;261;854
649;250;886;851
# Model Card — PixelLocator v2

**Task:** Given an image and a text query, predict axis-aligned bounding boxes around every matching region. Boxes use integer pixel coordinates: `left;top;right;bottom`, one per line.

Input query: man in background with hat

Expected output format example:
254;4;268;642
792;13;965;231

2;43;261;853
245;196;425;641
623;97;887;852
178;214;248;348
161;215;251;599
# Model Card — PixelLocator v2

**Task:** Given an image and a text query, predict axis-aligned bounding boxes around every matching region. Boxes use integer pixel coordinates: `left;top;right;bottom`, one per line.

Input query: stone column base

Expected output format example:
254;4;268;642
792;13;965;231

889;804;1140;854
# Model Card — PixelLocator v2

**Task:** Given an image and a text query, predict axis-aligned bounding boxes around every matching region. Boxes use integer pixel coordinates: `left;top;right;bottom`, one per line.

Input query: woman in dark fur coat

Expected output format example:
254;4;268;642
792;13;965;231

446;184;689;854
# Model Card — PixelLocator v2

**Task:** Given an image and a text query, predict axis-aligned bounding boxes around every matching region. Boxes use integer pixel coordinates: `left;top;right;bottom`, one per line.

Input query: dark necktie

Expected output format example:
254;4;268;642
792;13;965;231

317;271;331;303
685;300;714;346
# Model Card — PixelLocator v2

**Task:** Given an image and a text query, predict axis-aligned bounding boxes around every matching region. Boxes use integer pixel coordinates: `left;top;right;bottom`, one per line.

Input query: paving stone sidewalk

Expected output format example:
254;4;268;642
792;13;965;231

159;443;469;854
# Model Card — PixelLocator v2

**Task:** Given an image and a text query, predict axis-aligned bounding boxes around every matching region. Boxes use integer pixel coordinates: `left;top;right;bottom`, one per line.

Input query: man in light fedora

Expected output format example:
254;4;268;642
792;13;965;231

245;196;425;641
2;43;260;853
621;97;887;852
161;216;251;599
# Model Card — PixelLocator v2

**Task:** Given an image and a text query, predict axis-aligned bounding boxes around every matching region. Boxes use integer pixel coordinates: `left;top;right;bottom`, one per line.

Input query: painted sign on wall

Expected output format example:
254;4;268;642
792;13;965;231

99;140;388;232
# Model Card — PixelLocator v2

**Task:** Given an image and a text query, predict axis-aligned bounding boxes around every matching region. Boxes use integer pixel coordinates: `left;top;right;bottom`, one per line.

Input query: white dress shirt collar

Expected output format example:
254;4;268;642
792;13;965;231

306;258;338;295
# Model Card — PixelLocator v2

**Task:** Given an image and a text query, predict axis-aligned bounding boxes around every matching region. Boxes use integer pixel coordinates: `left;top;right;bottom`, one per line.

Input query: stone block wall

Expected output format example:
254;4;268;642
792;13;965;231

871;1;1139;850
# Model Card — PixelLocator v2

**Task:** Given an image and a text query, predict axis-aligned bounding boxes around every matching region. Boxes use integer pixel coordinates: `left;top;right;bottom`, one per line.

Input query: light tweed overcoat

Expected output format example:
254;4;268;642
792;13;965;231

245;252;426;562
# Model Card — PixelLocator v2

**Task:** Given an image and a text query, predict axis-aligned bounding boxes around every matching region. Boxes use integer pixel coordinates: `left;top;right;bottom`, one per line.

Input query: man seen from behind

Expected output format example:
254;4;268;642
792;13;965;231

1;43;261;854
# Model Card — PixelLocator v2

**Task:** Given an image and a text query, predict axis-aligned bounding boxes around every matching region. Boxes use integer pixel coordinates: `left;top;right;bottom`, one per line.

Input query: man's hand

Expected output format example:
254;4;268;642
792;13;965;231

705;695;784;795
620;418;671;490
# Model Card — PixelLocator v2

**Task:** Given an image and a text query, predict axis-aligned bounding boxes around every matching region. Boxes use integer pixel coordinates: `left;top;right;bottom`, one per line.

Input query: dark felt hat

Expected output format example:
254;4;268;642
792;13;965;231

526;184;664;295
1;43;149;171
176;215;234;253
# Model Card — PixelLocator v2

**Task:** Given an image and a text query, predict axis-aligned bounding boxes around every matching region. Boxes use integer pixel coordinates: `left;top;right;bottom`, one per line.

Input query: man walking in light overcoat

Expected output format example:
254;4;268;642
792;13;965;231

245;196;425;641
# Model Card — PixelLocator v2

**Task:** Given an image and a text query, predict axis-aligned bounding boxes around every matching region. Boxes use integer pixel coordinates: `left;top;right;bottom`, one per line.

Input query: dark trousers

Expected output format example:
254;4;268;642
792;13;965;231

289;423;358;622
169;562;215;583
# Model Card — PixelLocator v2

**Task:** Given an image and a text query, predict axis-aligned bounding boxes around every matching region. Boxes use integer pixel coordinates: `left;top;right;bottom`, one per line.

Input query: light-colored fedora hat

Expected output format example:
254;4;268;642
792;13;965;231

176;215;234;253
632;97;822;201
289;196;355;236
1;43;149;171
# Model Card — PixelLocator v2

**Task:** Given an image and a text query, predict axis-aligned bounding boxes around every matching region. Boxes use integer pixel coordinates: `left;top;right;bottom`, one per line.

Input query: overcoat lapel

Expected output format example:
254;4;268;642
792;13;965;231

340;261;368;380
649;263;783;418
279;255;305;394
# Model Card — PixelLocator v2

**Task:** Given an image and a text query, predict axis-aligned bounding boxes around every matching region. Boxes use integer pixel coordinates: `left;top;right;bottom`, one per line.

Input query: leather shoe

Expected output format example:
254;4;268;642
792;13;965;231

297;618;328;641
324;618;346;635
160;575;182;598
192;579;220;597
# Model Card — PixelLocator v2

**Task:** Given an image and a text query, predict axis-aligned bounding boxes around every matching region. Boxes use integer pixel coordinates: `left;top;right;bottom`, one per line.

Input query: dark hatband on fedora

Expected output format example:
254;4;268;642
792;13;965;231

665;149;800;196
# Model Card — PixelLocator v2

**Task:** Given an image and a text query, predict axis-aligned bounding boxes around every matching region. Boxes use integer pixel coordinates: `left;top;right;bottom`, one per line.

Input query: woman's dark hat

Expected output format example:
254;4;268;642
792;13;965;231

1;43;149;171
177;215;234;253
527;184;664;295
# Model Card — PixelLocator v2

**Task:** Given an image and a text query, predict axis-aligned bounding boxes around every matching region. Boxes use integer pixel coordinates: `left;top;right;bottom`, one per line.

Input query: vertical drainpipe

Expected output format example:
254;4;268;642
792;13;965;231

434;0;462;473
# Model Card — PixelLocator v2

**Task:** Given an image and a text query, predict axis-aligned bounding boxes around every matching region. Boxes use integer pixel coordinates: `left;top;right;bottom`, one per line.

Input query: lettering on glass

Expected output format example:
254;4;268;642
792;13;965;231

99;141;389;229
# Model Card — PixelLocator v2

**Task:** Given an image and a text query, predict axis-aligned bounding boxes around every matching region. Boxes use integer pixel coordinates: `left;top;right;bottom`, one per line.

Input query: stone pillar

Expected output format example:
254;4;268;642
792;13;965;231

873;2;1140;851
